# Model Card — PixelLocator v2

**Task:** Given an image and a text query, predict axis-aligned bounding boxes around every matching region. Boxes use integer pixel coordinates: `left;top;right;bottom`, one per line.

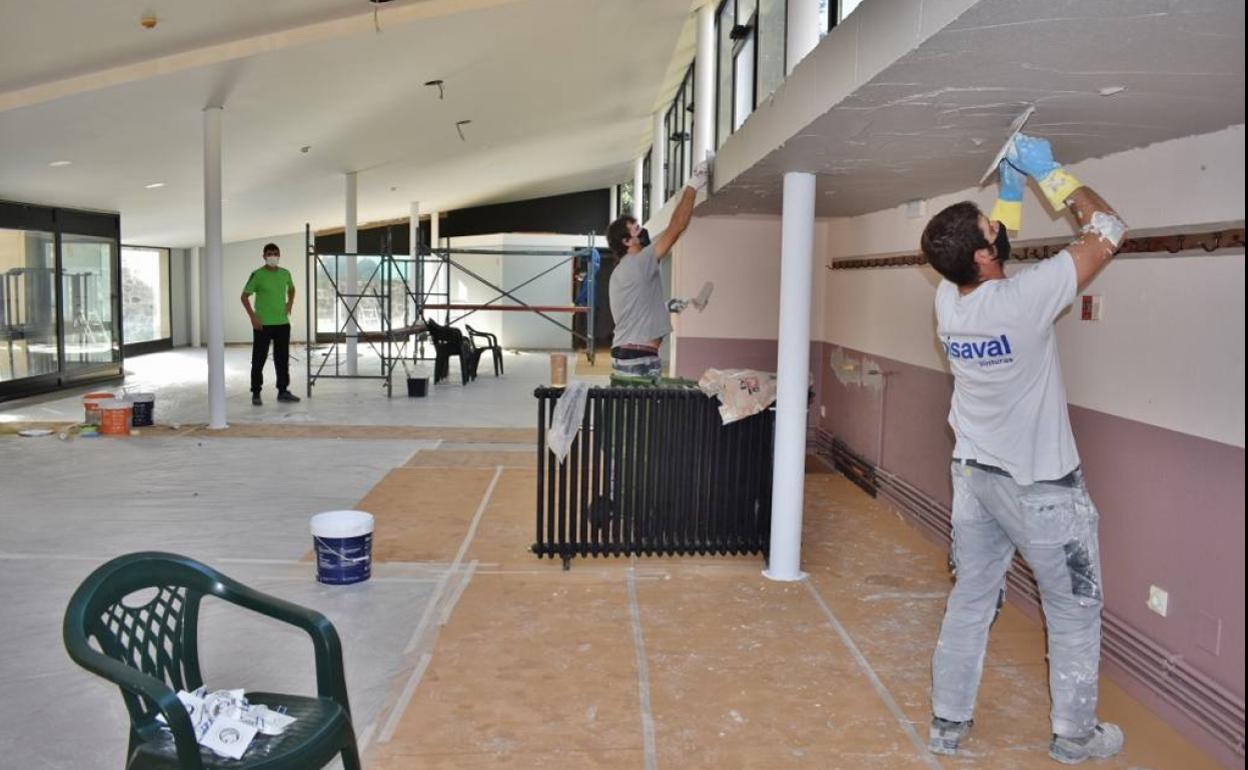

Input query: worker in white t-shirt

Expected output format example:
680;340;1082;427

920;134;1129;765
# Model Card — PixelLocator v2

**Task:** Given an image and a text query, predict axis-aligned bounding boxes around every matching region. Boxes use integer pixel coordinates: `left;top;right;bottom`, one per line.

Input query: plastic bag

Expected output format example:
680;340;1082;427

697;369;778;424
546;380;590;462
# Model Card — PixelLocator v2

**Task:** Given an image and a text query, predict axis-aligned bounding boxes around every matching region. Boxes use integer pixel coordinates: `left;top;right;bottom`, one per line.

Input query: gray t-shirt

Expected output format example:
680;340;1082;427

609;244;671;348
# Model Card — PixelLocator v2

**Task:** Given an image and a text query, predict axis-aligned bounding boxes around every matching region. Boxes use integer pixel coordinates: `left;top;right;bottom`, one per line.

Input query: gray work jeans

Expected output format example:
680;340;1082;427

931;460;1104;738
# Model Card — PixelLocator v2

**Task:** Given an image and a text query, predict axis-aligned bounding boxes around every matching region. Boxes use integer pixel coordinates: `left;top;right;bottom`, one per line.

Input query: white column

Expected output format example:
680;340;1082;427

632;157;645;220
652;112;667;211
692;1;716;165
428;208;439;251
344;172;359;375
787;0;822;75
190;247;202;348
203;107;227;430
609;186;619;222
765;171;816;581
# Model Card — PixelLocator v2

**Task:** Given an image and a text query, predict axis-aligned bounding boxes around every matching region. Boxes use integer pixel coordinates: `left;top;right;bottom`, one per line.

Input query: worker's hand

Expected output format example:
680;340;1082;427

1006;133;1060;179
1006;132;1082;212
249;315;261;330
687;160;710;191
989;159;1025;231
285;302;293;316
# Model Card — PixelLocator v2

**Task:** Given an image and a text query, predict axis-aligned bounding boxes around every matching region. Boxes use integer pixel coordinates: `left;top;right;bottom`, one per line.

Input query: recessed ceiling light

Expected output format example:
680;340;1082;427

49;160;72;167
144;182;166;189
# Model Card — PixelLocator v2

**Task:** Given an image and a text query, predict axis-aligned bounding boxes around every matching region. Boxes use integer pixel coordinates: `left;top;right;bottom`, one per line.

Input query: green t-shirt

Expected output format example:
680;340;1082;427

243;267;294;326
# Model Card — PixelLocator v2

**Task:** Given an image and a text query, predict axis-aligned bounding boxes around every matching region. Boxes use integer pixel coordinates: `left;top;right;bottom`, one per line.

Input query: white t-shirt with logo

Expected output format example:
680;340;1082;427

935;251;1080;485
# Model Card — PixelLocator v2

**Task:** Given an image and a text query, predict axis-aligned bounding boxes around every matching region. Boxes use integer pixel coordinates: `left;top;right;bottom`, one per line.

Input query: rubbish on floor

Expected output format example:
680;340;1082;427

311;510;375;584
17;428;54;437
549;352;568;387
698;368;778;424
156;686;297;760
546;380;590;461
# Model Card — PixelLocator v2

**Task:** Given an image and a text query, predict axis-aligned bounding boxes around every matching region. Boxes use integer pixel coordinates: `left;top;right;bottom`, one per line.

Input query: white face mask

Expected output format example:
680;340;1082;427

264;255;280;267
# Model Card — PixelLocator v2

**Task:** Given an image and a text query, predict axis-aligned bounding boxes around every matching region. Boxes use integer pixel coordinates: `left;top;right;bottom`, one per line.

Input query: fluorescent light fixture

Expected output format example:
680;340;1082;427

144;182;166;189
49;160;73;167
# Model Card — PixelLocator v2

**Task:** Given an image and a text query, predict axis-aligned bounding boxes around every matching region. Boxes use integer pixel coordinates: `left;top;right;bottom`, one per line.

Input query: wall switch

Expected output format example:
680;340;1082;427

1148;585;1169;617
905;199;927;219
1080;294;1103;321
820;405;827;418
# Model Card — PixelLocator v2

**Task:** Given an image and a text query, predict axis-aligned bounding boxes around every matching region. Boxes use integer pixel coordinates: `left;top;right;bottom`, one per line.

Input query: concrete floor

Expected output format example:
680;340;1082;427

0;347;602;429
0;347;1227;769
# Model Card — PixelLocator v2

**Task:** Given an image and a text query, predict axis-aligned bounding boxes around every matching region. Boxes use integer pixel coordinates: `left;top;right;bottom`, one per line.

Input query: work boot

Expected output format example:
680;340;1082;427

928;717;972;756
251;393;262;406
1049;723;1124;764
277;390;301;403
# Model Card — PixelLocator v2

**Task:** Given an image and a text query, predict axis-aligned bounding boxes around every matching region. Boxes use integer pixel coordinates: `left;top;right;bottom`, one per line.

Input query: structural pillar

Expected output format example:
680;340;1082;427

344;172;359;375
692;1;716;166
786;0;822;75
202;107;227;430
609;186;619;222
765;171;816;581
632;156;645;220
429;208;439;251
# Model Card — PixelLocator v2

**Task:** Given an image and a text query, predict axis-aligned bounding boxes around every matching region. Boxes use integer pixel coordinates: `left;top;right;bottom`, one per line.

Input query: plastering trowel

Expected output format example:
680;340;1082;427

979;106;1035;185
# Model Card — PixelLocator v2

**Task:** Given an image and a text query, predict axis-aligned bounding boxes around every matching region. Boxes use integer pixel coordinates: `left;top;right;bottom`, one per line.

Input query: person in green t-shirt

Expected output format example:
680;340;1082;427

241;243;300;406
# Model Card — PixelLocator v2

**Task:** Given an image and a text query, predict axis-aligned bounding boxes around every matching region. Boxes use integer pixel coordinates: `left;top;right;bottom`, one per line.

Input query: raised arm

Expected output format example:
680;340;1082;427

653;160;711;260
1008;134;1127;290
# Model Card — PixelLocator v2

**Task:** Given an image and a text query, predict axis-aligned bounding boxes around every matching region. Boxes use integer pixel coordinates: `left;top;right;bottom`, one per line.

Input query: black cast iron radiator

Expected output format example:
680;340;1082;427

534;386;775;568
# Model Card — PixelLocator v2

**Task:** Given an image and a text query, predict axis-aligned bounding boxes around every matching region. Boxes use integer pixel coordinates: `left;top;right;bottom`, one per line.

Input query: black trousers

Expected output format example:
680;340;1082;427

251;323;291;394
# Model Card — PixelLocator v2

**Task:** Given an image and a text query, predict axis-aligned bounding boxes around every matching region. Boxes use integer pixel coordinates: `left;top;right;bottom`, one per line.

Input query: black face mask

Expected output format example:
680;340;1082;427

638;228;651;248
992;223;1011;263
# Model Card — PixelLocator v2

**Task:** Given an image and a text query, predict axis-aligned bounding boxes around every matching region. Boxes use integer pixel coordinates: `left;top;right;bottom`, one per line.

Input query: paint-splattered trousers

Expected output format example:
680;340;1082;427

932;459;1104;738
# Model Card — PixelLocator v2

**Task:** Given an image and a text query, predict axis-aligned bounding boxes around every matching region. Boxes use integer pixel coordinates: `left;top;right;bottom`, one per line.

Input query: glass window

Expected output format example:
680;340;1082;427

840;0;866;22
716;0;735;148
61;234;120;371
820;0;833;33
734;35;756;131
665;63;695;203
641;150;652;222
757;0;786;101
0;228;58;382
121;246;171;346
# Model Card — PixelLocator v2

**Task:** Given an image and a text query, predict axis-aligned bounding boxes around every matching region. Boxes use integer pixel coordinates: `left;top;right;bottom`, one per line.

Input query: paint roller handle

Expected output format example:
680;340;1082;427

1007;133;1084;211
989;159;1026;232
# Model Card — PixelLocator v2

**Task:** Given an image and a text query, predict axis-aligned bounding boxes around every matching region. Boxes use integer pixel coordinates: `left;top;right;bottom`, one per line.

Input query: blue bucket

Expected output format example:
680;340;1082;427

311;510;374;585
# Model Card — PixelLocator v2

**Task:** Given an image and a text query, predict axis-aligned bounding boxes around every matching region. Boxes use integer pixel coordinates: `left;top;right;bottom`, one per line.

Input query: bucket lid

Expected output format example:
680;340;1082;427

129;393;156;402
311;510;374;538
100;400;131;409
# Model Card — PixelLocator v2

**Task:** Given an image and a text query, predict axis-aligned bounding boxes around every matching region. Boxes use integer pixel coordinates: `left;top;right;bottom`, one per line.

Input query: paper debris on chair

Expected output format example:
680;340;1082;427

157;687;297;758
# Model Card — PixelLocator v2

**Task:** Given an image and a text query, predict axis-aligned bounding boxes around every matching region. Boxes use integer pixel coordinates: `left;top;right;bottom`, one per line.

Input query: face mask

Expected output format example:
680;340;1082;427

638;228;651;248
265;255;280;267
992;224;1010;263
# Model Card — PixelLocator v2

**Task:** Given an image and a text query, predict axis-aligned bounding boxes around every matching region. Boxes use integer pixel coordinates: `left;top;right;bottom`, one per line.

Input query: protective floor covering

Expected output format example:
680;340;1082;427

364;465;1226;770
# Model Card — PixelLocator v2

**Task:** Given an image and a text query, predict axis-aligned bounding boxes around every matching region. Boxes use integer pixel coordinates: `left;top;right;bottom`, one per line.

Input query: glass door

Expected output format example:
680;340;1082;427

121;245;172;355
0;228;59;385
60;234;120;376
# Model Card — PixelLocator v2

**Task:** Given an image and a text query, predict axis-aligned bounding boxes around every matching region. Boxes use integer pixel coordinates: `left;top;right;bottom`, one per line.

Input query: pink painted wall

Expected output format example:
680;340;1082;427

821;344;1246;769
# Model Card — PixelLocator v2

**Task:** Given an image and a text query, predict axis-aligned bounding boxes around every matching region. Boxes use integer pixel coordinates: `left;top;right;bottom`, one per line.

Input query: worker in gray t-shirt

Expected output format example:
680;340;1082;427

605;160;710;377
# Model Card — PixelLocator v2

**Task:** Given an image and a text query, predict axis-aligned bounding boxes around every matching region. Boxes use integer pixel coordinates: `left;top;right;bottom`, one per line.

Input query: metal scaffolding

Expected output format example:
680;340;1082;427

305;226;603;397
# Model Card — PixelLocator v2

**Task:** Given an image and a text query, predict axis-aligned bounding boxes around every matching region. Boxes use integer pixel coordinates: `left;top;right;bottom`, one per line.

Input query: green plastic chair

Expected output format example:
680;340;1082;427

62;552;360;770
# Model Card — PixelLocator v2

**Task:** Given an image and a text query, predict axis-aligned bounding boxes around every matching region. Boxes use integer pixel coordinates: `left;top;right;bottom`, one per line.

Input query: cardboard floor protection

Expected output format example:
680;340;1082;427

357;463;1226;769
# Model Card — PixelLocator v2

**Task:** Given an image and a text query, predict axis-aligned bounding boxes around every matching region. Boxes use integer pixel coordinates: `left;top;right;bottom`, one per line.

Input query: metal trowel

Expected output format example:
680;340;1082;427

979;106;1034;185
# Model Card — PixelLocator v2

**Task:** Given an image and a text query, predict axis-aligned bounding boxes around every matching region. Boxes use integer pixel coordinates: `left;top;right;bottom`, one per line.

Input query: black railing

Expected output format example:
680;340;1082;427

534;386;775;568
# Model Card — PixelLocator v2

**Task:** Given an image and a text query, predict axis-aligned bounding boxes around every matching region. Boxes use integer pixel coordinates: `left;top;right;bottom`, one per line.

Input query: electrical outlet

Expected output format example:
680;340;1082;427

1080;294;1103;321
1148;585;1169;617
